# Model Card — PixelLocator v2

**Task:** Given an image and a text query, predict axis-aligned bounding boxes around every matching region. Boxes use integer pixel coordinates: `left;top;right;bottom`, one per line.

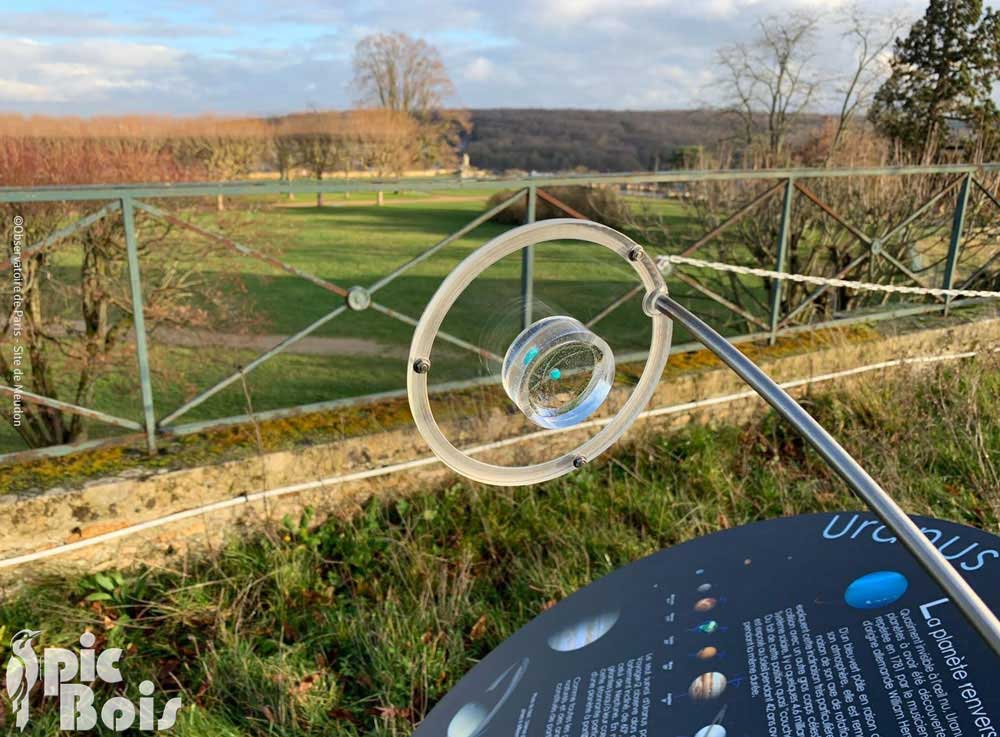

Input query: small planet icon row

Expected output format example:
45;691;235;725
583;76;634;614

691;577;727;736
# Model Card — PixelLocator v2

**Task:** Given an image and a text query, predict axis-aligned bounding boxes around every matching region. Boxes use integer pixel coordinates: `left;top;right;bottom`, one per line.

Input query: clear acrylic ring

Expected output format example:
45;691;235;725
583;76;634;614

407;219;673;486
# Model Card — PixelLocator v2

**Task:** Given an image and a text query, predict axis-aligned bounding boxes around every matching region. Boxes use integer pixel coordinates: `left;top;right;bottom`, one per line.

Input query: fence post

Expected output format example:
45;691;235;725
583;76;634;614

769;177;794;344
520;184;537;330
122;197;158;455
942;173;971;317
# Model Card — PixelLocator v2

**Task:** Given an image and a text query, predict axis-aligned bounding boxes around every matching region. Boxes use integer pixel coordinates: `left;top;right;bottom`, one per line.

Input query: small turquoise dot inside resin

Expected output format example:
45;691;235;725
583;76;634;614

523;347;539;365
549;368;562;380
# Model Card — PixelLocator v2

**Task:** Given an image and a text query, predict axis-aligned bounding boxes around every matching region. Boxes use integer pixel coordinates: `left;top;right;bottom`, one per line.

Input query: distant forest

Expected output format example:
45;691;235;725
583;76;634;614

465;109;828;173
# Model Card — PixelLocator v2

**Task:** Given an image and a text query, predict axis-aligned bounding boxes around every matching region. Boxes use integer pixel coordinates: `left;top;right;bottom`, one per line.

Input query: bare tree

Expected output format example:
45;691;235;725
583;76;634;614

827;4;908;159
288;113;349;207
172;118;267;210
716;12;821;163
0;134;249;447
351;109;419;177
268;118;301;200
352;32;454;115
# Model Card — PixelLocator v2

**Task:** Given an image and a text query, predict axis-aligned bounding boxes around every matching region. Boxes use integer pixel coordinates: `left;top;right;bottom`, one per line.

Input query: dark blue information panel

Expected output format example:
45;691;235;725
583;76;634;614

415;513;1000;737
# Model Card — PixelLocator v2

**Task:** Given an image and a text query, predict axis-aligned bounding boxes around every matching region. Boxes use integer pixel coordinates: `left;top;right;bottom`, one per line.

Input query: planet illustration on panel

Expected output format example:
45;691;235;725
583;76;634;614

695;597;718;612
696;646;718;660
447;702;488;737
844;571;909;610
695;726;727;737
547;610;620;652
689;672;727;701
697;583;713;594
696;620;720;634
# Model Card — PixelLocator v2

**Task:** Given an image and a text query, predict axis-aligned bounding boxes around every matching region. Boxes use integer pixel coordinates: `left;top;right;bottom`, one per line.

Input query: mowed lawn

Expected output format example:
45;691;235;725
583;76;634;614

4;191;731;453
15;182;971;456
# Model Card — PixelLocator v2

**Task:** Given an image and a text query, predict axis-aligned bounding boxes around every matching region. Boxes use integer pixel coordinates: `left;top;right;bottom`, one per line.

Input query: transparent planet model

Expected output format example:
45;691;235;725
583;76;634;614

502;316;615;430
547;610;620;652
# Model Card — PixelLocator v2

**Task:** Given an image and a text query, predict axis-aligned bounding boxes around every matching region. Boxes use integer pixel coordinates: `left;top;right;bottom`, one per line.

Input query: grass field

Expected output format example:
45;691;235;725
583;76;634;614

0;191;740;453
3;185;990;455
1;354;997;735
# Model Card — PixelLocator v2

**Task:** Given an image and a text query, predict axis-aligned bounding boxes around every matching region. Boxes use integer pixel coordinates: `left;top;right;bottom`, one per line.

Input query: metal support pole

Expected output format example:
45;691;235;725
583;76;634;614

655;293;1000;657
942;173;971;317
769;178;795;345
122;198;157;455
520;185;537;330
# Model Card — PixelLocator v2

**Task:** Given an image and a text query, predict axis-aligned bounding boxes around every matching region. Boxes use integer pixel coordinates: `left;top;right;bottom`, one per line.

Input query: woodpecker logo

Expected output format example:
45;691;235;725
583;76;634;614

4;630;182;732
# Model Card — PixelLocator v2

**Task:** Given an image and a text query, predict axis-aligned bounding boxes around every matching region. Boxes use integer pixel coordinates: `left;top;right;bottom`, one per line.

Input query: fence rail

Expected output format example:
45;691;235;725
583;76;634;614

2;164;999;463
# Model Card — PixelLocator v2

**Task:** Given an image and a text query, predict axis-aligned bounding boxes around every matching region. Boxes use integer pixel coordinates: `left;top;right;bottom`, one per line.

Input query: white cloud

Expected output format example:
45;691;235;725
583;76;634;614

0;0;944;114
464;57;495;82
0;79;66;103
0;37;184;108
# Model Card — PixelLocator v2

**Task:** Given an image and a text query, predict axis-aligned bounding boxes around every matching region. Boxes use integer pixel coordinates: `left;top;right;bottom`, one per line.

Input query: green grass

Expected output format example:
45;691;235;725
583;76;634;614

6;188;991;456
2;193;750;453
1;354;997;735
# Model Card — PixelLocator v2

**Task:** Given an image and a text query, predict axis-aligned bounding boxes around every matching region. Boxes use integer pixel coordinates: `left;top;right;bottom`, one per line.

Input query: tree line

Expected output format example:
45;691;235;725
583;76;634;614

714;0;999;168
0;31;467;210
0;109;458;210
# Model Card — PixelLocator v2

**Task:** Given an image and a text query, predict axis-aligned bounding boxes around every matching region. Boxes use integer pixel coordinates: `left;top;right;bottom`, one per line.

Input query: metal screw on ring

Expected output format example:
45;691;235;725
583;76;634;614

628;246;644;262
573;456;588;469
413;358;431;374
870;239;883;256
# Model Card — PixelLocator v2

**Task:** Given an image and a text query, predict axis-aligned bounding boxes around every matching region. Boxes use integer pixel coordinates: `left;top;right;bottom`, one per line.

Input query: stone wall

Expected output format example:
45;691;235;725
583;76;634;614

1;318;996;581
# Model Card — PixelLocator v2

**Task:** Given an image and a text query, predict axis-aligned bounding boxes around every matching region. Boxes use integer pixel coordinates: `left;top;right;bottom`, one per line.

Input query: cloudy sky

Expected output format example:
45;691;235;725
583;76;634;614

0;0;971;116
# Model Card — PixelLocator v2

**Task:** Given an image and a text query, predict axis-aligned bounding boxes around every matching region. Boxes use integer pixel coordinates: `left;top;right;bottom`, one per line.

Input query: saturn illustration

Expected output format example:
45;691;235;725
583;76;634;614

689;672;727;701
447;702;488;737
695;726;727;737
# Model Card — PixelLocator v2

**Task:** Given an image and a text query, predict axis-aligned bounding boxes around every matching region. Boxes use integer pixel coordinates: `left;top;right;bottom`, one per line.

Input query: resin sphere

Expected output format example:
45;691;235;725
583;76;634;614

502;316;615;430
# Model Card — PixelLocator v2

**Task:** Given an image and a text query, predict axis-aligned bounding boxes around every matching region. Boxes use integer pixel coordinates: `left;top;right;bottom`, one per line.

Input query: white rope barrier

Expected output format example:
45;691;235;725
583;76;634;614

659;254;1000;300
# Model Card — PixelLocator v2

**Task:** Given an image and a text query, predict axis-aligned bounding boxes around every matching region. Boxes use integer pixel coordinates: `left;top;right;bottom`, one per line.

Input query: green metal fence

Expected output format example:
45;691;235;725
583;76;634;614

1;163;999;463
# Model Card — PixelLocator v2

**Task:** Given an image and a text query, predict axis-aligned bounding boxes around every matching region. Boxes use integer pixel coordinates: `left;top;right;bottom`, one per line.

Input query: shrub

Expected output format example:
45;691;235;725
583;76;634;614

486;185;630;228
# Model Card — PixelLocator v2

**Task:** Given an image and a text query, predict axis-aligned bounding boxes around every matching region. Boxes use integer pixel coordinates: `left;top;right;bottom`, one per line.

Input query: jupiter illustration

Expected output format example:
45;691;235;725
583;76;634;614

689;672;727;701
547;610;620;652
694;597;718;612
